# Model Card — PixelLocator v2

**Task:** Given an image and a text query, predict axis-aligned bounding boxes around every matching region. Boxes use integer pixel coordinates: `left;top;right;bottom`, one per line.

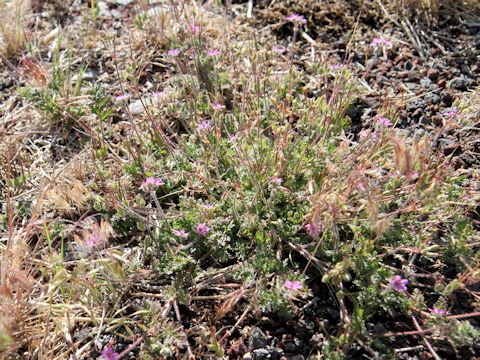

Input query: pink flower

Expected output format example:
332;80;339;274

370;36;392;47
198;120;211;130
391;275;408;292
272;46;286;54
189;23;200;34
357;182;366;192
152;91;164;97
86;232;102;248
272;177;283;185
331;63;341;69
168;48;180;57
286;13;307;24
284;279;303;291
429;308;447;315
407;171;420;180
101;346;119;360
305;222;321;238
207;49;221;57
203;204;215;209
173;229;190;239
359;129;370;140
442;108;460;117
115;93;131;101
196;223;210;237
139;177;165;191
377;116;393;127
211;102;225;110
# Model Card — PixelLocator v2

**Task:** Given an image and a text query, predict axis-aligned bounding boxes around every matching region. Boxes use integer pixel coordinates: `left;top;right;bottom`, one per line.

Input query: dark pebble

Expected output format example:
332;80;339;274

448;77;468;91
459;153;477;167
419;116;431;126
291;356;305;360
420;77;432;87
427;68;440;81
253;348;270;359
442;92;454;106
249;328;269;350
439;138;461;156
424;92;440;104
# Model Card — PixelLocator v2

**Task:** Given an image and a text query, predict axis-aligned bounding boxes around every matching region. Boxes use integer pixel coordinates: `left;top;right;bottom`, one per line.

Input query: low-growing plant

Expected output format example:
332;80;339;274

3;2;479;359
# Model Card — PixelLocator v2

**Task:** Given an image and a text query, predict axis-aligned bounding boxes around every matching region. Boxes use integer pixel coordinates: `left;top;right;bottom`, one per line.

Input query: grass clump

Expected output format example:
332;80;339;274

0;0;30;57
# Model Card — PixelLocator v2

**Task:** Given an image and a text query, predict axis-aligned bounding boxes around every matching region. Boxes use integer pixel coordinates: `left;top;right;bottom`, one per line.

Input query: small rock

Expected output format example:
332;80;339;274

448;77;468;91
405;82;419;91
420;77;432;87
98;2;110;17
127;96;163;115
294;320;314;338
427;68;440;81
372;323;387;334
431;115;443;126
346;98;370;125
128;100;144;115
249;328;269;350
412;108;423;119
442;92;454;106
437;78;447;88
114;0;134;5
424;92;440;104
439;138;460;156
459;153;476;167
418;116;431;126
326;307;340;322
284;341;298;353
111;9;123;18
252;348;270;360
291;356;305;360
397;70;411;79
73;70;98;82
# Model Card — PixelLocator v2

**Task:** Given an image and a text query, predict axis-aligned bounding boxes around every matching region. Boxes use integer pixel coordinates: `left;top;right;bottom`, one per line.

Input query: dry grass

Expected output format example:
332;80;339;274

0;0;30;57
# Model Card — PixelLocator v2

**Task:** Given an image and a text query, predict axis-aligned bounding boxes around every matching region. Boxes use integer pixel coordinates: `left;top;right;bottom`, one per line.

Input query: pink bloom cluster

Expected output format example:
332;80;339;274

408;171;420;180
115;93;131;101
391;275;408;292
286;13;307;24
173;229;190;239
208;49;221;57
429;308;447;315
359;129;378;140
86;232;102;248
168;48;180;57
197;223;210;237
101;346;119;360
211;102;225;110
370;36;393;47
442;108;460;117
305;222;321;238
377;116;393;127
189;23;200;34
284;279;303;291
271;177;283;185
272;46;286;54
198;120;211;130
139;177;164;191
